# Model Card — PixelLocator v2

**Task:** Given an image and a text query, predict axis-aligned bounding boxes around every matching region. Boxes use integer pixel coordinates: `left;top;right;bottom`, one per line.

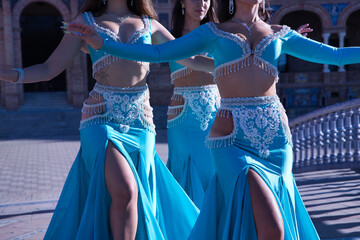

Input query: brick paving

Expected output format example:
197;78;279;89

0;127;359;239
0;132;169;240
0;138;79;205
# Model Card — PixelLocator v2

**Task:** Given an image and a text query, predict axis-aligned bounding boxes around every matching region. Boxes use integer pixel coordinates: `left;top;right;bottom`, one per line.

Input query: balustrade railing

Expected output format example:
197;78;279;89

289;99;360;170
279;71;360;86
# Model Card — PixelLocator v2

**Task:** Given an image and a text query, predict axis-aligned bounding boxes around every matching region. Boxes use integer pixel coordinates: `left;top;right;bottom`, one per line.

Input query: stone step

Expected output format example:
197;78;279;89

20;92;74;111
0;110;81;139
0;92;168;139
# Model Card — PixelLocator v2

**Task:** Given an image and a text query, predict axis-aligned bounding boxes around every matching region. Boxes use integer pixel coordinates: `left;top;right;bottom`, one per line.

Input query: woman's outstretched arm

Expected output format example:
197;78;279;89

283;30;360;66
150;20;214;72
0;15;85;83
67;22;214;64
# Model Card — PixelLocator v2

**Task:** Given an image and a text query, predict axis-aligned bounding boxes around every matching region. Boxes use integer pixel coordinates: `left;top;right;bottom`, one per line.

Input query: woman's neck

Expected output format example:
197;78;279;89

183;16;201;35
106;0;131;16
233;2;259;23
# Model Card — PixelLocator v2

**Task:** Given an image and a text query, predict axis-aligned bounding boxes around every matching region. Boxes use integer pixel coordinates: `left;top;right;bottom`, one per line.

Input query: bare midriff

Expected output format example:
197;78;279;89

172;70;214;88
93;59;149;87
210;65;278;138
81;60;149;121
215;63;277;98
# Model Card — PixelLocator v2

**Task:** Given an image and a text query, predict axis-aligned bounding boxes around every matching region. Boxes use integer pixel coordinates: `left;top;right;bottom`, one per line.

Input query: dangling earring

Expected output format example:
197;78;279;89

102;0;106;5
262;0;266;13
131;0;134;6
182;5;185;15
229;0;234;15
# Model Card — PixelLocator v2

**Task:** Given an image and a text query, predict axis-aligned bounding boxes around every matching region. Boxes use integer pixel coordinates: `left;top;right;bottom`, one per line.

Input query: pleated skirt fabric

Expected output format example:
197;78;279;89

166;85;219;208
189;95;320;240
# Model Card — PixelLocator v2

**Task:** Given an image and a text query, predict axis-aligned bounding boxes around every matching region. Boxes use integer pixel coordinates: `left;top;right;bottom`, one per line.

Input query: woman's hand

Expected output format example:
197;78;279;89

296;24;313;37
0;67;19;83
66;23;104;50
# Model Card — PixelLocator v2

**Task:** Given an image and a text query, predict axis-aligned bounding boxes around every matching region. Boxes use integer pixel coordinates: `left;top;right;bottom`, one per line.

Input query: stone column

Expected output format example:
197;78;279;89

1;0;22;110
338;32;346;72
67;0;88;107
70;0;78;18
322;33;331;73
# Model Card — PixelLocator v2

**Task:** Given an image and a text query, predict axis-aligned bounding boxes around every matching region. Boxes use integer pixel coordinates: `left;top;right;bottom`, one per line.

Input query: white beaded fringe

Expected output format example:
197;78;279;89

205;133;236;148
81;102;106;115
167;106;184;115
214;56;279;83
171;68;193;84
216;109;232;118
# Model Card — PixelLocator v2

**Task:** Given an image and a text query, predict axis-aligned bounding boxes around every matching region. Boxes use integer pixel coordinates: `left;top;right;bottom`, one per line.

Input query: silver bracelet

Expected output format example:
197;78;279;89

12;68;24;83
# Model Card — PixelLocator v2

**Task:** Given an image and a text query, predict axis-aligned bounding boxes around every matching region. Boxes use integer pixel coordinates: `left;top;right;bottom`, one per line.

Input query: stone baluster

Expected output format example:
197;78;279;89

344;109;353;162
292;126;300;168
316;116;324;165
352;107;360;162
322;114;331;164
310;119;317;165
298;124;305;167
330;112;338;164
337;110;346;163
304;121;312;166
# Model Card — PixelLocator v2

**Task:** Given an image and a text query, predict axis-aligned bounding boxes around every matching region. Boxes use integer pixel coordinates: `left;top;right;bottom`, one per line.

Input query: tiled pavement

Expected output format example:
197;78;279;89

0;133;359;240
0;131;169;240
0;100;359;239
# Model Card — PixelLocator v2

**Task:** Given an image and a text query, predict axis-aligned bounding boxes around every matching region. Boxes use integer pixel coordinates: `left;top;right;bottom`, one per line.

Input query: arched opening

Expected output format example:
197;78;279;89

20;2;66;92
346;10;360;71
279;11;323;73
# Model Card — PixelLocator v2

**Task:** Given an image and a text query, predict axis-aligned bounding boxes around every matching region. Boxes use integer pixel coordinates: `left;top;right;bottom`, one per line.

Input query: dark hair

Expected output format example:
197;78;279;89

171;0;218;38
216;0;270;23
79;0;157;19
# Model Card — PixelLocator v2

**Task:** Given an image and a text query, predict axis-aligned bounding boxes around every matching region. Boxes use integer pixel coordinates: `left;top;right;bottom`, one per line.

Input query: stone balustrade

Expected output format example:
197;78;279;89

290;99;360;170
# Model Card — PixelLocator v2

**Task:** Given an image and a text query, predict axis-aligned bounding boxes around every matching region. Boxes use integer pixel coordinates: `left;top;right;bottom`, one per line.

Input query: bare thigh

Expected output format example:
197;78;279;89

104;141;138;203
248;169;284;240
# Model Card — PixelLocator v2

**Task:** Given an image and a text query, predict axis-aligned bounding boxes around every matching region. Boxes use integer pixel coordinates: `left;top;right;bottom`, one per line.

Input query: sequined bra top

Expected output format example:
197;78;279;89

82;12;152;79
100;22;360;83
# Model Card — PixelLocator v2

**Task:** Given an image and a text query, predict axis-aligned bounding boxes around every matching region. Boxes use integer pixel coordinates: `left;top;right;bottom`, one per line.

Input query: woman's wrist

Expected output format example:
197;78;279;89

12;68;24;83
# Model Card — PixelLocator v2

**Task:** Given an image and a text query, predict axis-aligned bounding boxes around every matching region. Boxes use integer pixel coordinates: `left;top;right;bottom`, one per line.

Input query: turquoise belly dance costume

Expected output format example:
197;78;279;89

167;61;220;208
44;12;198;240
99;22;360;239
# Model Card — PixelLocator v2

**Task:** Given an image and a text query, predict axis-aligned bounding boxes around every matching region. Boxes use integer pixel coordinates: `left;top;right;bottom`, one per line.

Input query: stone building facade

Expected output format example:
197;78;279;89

271;0;360;117
0;0;360;118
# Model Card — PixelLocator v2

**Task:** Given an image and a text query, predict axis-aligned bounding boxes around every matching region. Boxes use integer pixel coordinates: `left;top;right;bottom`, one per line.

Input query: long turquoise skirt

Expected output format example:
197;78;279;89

44;123;199;239
166;85;219;209
189;95;320;239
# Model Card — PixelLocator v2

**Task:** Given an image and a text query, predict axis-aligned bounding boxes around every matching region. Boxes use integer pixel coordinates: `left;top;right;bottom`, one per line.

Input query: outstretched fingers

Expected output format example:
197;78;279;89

68;23;93;35
62;22;104;50
296;23;313;37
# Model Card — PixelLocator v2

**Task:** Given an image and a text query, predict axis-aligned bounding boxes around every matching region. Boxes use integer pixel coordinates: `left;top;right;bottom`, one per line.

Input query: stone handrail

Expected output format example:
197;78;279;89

289;99;360;170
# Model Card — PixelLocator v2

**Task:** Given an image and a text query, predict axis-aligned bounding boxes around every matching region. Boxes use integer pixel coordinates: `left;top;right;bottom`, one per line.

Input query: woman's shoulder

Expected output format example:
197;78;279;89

269;24;283;31
270;24;291;30
269;24;294;37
